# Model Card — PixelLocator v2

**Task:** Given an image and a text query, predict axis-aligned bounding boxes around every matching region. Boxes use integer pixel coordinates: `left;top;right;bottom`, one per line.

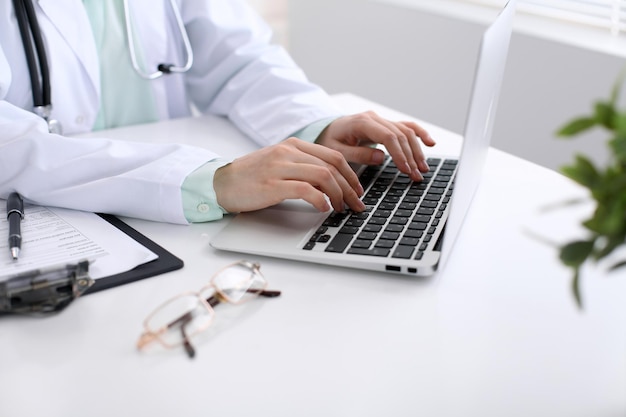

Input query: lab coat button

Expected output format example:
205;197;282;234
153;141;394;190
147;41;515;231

197;203;210;213
75;115;85;125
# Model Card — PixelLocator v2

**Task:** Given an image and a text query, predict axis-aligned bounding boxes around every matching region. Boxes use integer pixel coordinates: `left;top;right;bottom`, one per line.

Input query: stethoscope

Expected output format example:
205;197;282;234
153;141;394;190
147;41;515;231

122;0;193;79
13;0;194;135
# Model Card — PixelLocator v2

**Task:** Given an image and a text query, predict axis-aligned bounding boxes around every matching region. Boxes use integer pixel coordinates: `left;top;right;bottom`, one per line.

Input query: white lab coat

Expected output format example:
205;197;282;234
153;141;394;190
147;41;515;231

0;0;341;223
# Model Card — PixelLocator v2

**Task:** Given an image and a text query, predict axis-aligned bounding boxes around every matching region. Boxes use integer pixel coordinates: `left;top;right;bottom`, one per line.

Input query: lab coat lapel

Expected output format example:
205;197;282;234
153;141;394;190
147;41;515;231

36;0;100;96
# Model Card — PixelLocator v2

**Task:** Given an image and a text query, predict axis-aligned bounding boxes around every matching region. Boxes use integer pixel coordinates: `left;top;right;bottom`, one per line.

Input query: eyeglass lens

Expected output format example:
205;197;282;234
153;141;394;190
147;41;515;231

202;261;267;305
139;261;280;358
144;294;214;348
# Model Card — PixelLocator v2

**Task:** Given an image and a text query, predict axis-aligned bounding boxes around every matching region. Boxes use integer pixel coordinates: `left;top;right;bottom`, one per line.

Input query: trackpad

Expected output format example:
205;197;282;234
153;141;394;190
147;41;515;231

211;201;328;252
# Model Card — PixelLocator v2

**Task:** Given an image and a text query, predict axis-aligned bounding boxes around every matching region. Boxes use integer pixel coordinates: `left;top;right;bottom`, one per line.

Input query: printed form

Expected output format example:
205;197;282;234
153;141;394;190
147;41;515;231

0;203;157;281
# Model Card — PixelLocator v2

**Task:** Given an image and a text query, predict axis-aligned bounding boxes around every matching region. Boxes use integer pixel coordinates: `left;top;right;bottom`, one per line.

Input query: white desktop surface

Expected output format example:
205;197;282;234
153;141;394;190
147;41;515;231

1;95;624;417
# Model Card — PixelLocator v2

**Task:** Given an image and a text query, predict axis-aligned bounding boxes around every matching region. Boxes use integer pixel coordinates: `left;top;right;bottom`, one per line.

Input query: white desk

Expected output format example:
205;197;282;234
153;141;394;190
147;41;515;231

1;95;624;417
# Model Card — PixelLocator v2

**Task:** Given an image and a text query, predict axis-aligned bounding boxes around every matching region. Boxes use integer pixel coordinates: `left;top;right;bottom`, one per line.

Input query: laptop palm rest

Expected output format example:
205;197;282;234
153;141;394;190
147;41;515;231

211;200;327;255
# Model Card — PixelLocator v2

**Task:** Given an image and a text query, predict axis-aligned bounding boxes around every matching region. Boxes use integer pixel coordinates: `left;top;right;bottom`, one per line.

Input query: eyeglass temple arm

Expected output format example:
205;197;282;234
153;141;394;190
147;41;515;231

179;317;196;359
258;289;281;298
205;289;281;307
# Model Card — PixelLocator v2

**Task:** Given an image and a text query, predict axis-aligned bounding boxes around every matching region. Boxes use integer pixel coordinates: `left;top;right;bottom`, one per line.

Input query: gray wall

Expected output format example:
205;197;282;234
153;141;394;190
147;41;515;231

287;0;626;171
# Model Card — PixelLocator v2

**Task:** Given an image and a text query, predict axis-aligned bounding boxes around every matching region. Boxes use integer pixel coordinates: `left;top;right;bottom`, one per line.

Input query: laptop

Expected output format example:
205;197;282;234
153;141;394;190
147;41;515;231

211;0;517;277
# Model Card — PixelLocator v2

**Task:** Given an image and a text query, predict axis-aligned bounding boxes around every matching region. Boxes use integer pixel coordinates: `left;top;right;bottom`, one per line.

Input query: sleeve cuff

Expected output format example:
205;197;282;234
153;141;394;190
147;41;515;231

289;116;338;143
181;158;231;223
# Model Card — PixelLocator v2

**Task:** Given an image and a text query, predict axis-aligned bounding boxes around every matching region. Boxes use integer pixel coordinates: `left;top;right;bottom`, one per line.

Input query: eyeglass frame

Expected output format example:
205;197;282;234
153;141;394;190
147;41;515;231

136;260;280;358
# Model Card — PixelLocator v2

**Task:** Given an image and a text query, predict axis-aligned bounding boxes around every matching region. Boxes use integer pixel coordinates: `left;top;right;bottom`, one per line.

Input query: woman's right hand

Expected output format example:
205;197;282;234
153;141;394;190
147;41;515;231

213;138;366;214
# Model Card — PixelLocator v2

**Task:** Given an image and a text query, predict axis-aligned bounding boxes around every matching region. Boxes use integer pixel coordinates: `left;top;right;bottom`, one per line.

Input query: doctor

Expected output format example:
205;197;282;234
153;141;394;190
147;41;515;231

0;0;435;224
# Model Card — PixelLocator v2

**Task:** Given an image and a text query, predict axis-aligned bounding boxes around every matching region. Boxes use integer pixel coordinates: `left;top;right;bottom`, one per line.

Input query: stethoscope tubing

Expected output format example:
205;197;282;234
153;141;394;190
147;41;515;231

13;0;194;134
12;0;51;108
123;0;193;80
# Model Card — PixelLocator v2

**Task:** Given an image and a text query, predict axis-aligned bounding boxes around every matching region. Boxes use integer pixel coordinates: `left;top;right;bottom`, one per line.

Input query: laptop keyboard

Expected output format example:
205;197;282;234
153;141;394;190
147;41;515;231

302;156;457;260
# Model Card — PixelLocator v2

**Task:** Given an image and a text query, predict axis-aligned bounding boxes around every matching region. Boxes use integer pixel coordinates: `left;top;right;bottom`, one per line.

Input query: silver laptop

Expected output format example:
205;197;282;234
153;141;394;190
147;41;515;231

211;0;516;276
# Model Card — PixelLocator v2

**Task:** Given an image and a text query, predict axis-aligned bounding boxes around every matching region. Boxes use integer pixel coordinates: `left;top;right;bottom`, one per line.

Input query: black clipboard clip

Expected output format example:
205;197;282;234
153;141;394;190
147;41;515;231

0;260;94;315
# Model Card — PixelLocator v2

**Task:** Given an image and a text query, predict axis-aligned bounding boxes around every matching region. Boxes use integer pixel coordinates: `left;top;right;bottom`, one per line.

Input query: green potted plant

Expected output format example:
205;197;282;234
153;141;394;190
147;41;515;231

556;71;626;308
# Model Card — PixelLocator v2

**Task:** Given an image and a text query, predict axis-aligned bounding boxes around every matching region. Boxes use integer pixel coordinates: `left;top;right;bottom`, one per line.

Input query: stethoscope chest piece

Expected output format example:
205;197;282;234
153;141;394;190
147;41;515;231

47;119;62;135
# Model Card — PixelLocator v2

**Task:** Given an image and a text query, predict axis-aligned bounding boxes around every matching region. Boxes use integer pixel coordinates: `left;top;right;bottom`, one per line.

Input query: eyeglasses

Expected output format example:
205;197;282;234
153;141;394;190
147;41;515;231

136;260;280;358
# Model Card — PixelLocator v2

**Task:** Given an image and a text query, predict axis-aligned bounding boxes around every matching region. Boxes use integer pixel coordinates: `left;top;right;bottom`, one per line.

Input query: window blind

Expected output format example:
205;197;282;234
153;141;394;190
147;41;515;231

464;0;626;35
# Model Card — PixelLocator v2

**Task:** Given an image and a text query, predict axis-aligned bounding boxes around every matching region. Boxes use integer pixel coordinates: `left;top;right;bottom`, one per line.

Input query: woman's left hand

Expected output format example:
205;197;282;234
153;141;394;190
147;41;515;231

316;111;436;181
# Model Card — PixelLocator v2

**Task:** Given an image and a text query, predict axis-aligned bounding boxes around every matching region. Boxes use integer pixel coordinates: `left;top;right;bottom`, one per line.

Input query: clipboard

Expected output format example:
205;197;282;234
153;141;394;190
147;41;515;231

84;214;184;294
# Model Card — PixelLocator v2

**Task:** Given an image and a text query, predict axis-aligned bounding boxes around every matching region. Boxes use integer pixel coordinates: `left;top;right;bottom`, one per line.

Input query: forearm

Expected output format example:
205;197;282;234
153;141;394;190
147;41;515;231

0;103;217;224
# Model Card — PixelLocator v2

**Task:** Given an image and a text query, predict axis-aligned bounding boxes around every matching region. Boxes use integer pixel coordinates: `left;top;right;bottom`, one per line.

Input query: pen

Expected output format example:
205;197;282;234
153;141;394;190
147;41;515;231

7;192;24;260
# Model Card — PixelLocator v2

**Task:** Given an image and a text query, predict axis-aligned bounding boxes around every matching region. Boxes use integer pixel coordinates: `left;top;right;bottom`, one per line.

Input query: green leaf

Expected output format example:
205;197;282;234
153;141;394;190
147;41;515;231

609;67;626;105
594;101;616;129
557;117;596;137
609;259;626;272
583;199;626;237
571;269;583;309
613;113;626;139
609;134;626;160
559;240;595;268
560;155;600;188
